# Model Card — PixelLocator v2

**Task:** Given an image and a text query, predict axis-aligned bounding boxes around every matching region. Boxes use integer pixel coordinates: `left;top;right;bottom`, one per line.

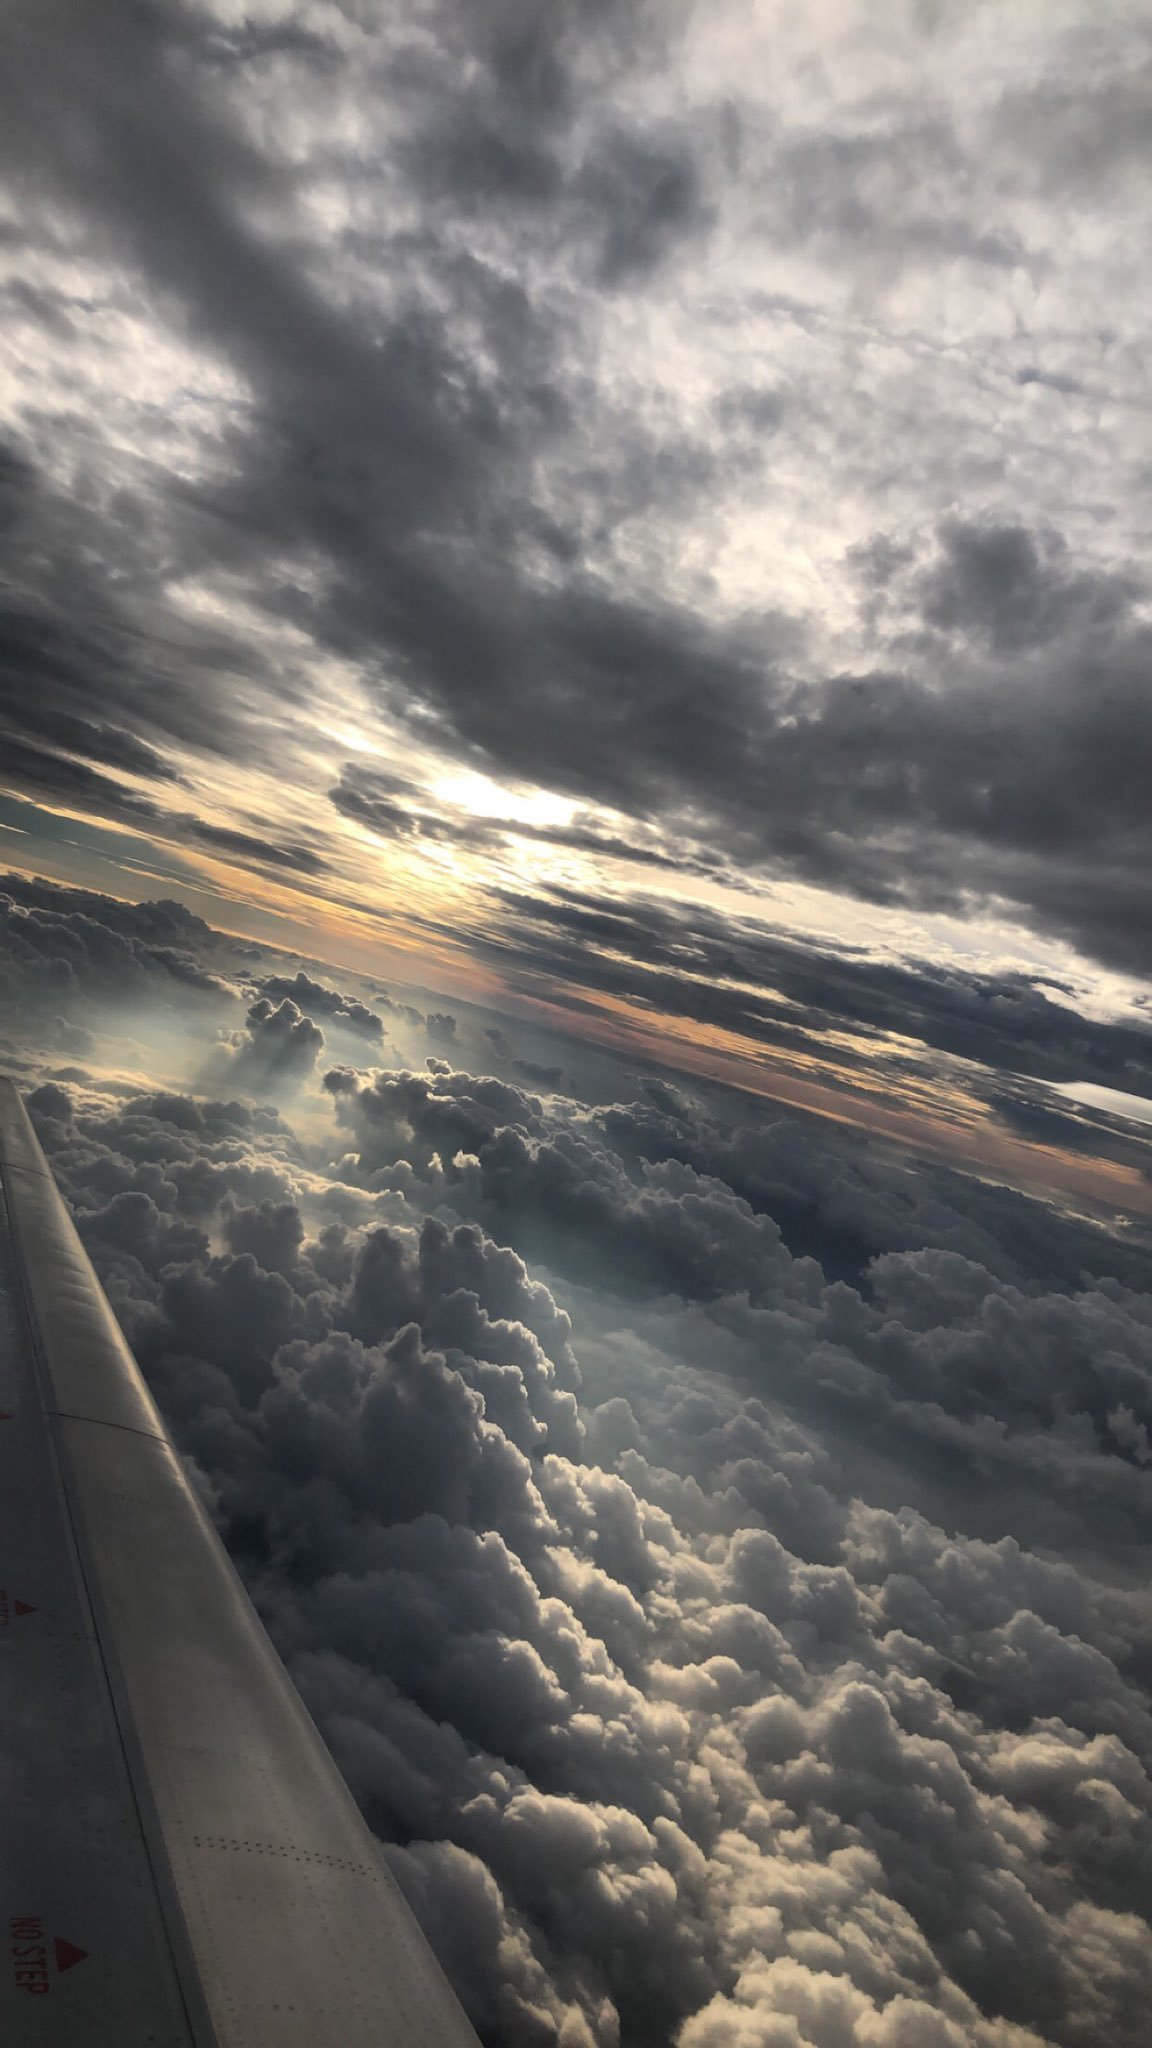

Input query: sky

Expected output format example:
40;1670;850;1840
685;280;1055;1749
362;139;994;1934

2;4;1152;2047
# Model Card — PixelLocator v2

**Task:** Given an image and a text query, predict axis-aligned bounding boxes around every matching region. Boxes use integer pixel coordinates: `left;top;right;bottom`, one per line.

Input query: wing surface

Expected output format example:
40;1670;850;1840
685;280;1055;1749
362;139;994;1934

0;1077;480;2048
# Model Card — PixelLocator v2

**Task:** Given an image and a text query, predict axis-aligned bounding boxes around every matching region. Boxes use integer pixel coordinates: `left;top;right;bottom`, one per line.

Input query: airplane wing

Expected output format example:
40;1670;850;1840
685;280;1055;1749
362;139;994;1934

0;1077;481;2048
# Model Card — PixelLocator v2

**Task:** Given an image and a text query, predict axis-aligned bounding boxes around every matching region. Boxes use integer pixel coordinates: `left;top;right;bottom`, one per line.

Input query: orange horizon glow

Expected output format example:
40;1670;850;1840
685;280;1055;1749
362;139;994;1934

4;821;1150;1230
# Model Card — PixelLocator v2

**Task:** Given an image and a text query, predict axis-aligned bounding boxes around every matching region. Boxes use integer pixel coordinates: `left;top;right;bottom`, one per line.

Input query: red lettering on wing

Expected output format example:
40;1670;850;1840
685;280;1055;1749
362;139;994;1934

10;1919;90;1992
0;1592;36;1625
10;1916;48;1995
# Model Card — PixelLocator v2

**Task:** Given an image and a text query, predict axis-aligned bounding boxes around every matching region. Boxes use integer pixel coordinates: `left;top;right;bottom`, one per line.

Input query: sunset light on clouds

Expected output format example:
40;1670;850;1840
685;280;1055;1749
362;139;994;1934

2;5;1152;2045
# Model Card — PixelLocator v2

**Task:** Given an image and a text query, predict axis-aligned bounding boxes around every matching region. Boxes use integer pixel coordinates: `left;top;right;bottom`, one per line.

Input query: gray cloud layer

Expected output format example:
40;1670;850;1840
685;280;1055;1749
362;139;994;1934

4;875;1149;2048
21;1047;1152;2048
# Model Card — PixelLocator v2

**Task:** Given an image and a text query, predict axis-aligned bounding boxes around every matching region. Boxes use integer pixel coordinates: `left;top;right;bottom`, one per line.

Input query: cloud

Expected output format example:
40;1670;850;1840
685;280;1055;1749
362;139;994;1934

4;6;1152;2030
514;1060;564;1088
477;881;1152;1112
2;1;1151;980
21;1059;1152;2048
0;872;227;1039
328;763;730;880
254;969;385;1042
188;821;329;875
916;521;1138;657
330;501;1152;976
13;876;1139;2037
329;1057;1142;1305
990;54;1152;194
325;1061;1152;1572
0;734;164;822
221;996;326;1094
0;433;269;789
767;112;1027;273
0;871;213;948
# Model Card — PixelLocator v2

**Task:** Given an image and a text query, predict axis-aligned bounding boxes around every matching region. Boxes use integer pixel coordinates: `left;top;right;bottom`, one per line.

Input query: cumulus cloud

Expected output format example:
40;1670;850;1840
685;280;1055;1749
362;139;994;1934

254;969;386;1042
19;1040;1152;2048
220;996;326;1094
0;872;228;1049
328;1064;1151;1298
4;4;1152;2019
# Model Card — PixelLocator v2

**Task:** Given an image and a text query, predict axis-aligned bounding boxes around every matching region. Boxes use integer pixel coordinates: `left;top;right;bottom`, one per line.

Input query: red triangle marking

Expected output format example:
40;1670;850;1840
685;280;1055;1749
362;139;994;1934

13;1600;35;1618
0;1411;11;1421
53;1938;88;1974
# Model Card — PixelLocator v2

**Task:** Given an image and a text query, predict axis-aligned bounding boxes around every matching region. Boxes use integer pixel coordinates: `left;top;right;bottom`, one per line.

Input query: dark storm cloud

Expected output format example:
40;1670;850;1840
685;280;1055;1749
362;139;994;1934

313;568;782;851
726;548;1152;974
0;0;765;869
0;438;279;782
302;472;1152;970
575;124;707;284
0;0;509;551
0;429;333;861
915;520;1138;657
0;440;188;779
18;1068;1152;2047
0;0;533;797
378;0;697;284
3;4;1148;970
217;484;1152;977
1;705;179;787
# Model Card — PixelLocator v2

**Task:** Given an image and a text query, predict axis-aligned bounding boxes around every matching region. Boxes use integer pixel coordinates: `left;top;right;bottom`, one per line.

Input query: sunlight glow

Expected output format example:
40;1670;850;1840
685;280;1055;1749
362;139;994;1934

431;771;577;830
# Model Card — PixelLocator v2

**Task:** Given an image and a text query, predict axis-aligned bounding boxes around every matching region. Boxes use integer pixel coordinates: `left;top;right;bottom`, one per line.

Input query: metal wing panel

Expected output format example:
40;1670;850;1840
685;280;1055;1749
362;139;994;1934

0;1081;481;2048
1;1152;169;1439
0;1174;198;2046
